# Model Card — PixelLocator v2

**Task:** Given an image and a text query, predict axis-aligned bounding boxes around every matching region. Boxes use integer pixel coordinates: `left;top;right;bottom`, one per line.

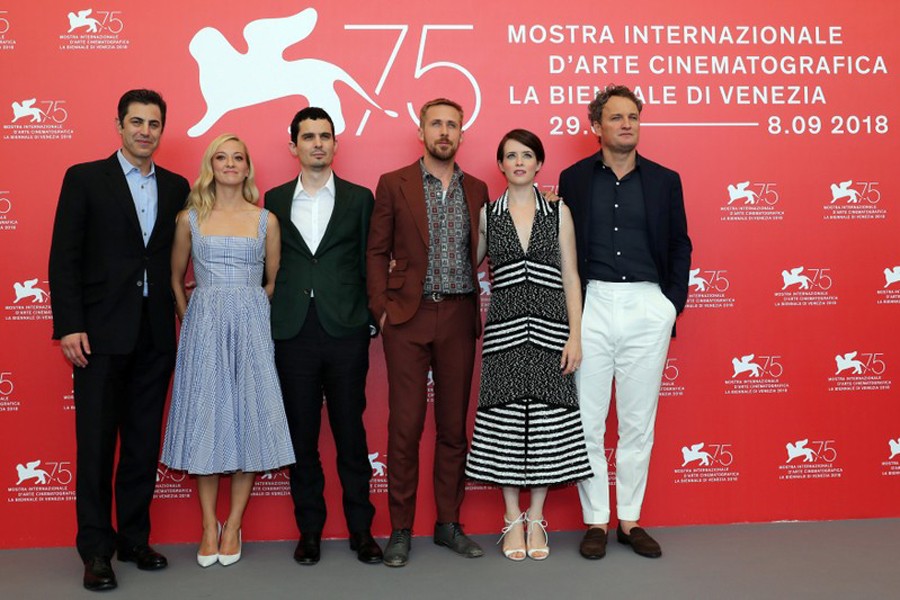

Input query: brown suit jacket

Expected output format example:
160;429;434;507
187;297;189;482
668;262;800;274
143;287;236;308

366;160;488;335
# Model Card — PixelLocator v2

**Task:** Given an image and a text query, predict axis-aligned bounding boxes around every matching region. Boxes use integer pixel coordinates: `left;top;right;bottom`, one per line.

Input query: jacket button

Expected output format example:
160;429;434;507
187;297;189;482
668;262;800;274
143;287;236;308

311;259;318;264
303;289;310;295
136;281;143;287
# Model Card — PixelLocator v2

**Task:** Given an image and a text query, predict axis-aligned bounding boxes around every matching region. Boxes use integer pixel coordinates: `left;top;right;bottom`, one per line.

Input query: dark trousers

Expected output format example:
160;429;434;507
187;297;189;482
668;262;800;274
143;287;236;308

381;297;477;529
73;303;174;560
274;301;375;534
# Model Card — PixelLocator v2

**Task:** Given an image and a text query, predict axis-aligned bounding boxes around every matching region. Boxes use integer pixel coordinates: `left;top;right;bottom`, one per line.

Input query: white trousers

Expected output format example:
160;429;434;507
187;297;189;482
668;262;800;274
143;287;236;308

576;281;676;524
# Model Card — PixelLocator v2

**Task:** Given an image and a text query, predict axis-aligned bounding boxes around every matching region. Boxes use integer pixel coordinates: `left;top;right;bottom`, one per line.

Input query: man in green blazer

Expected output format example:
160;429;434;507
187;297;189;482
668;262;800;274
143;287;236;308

265;107;382;566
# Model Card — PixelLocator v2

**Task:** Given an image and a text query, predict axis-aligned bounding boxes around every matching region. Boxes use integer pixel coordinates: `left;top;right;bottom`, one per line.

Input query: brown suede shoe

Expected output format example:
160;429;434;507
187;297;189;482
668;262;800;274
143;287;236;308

616;525;662;558
579;527;608;560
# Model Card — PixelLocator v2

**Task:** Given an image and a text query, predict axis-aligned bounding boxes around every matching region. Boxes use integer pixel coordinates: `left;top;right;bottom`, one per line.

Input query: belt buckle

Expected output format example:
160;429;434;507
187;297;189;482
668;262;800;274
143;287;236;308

429;292;444;303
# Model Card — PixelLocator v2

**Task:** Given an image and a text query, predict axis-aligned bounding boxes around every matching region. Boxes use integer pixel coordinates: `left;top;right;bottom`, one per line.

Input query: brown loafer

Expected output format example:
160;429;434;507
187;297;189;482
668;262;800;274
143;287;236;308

616;525;662;558
579;527;608;560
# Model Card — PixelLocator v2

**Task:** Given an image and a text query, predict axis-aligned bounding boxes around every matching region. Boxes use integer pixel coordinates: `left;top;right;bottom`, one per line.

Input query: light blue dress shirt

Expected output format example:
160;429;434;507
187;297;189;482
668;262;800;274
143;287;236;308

117;150;158;296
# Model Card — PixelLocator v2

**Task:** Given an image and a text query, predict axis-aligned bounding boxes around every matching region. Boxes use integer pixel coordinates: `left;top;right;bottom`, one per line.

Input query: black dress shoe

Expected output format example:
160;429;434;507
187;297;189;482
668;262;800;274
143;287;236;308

293;532;322;565
433;522;484;558
383;529;411;567
83;556;117;591
349;531;383;564
117;544;168;570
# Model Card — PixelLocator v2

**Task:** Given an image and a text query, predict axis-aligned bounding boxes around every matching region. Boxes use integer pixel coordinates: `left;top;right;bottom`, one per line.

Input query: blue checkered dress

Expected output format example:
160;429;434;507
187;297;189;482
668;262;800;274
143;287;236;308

162;209;295;474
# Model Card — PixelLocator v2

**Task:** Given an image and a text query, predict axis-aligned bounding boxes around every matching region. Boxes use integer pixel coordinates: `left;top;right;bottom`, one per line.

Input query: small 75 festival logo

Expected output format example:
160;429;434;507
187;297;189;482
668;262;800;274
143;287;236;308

674;442;739;483
721;180;784;222
829;350;891;392
10;99;68;125
680;443;733;467
834;351;885;376
726;353;789;394
66;9;124;34
731;354;783;379
727;181;779;205
659;358;684;397
825;179;886;221
829;180;880;204
784;439;836;464
156;465;187;484
780;267;832;291
686;268;735;309
689;268;729;293
15;459;72;485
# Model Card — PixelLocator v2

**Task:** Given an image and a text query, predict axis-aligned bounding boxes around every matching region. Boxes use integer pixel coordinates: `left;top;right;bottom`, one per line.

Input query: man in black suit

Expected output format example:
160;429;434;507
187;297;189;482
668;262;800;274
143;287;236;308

49;89;189;591
558;84;691;562
265;107;382;566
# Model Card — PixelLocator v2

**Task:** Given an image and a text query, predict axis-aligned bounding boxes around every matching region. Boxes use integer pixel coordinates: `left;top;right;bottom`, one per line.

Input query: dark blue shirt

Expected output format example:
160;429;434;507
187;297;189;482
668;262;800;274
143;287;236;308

586;157;659;284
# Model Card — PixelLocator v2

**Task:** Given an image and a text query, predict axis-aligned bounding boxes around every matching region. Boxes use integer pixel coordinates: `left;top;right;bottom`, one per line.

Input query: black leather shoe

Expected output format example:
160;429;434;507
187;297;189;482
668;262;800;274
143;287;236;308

349;530;383;564
117;544;167;570
83;556;117;591
433;522;484;558
293;532;322;565
383;529;411;567
617;524;662;558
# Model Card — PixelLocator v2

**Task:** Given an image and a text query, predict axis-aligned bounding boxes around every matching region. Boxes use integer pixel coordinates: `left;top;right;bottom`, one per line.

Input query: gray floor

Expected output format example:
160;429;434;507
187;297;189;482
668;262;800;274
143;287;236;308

1;519;897;599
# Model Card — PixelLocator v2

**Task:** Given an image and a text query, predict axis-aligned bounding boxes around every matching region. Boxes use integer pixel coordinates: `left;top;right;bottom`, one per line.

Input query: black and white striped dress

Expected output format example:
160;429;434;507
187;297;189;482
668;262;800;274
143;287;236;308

466;189;592;487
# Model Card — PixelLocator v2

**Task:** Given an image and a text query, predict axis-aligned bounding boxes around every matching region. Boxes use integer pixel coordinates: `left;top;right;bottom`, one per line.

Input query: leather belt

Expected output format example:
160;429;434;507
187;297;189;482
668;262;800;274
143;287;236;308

422;292;473;303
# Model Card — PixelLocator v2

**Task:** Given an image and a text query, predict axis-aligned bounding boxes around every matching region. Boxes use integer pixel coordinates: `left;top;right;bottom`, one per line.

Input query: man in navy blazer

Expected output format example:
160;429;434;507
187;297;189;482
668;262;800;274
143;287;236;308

558;84;691;562
49;89;189;591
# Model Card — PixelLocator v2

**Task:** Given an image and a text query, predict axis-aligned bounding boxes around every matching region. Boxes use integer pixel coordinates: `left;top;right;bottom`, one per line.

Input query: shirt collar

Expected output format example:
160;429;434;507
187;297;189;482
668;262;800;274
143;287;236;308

117;149;156;177
595;150;642;172
418;157;464;183
293;170;336;201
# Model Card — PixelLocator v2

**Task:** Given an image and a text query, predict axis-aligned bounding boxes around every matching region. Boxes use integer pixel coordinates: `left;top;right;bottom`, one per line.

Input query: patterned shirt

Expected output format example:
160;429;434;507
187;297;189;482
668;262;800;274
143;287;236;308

419;159;474;294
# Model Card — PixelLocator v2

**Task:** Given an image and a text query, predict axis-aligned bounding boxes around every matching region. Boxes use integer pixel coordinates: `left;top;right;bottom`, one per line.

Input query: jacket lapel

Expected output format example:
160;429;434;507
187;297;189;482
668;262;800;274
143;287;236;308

400;163;430;247
275;179;313;257
104;154;143;239
317;175;352;255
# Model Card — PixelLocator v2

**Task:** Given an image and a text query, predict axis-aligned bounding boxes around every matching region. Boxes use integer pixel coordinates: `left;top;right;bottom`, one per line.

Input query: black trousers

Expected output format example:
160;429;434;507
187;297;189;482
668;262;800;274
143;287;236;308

73;302;174;560
274;301;375;534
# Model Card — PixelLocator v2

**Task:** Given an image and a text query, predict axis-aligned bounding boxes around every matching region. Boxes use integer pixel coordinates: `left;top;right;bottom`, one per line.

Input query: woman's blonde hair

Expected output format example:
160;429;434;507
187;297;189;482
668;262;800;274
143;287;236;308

186;133;259;221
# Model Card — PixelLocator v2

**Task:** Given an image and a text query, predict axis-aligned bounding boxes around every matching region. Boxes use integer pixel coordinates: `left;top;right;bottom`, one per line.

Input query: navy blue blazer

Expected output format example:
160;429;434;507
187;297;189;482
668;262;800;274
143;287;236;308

558;151;692;316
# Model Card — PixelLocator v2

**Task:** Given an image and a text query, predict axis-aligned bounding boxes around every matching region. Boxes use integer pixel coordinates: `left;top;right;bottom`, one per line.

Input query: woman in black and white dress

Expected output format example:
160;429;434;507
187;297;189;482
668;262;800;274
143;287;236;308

466;129;592;561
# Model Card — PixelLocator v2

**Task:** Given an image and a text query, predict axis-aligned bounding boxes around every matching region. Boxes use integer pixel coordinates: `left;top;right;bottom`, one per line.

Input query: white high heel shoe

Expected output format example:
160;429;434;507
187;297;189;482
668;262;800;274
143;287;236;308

497;512;527;561
218;523;242;566
526;516;550;560
197;522;221;568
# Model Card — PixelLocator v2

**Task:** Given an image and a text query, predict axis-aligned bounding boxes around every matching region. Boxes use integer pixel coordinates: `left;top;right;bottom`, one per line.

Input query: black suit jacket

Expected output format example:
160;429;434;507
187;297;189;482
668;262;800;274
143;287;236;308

49;153;189;354
265;174;374;340
558;151;692;315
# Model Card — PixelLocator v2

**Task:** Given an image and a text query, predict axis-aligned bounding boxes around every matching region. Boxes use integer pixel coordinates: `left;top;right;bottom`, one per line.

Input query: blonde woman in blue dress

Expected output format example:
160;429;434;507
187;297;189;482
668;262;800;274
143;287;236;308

162;134;294;567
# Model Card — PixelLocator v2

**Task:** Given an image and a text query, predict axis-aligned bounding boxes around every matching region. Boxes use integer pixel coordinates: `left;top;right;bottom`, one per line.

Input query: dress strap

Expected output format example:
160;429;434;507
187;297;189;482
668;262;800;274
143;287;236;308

187;208;199;235
257;208;269;240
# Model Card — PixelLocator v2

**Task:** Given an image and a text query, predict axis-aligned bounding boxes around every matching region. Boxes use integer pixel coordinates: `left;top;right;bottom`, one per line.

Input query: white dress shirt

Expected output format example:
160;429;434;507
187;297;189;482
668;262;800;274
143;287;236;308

291;171;335;255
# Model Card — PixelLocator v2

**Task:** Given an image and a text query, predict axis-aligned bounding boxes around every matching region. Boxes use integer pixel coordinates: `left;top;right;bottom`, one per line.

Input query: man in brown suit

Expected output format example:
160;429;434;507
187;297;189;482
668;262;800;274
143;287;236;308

367;98;488;567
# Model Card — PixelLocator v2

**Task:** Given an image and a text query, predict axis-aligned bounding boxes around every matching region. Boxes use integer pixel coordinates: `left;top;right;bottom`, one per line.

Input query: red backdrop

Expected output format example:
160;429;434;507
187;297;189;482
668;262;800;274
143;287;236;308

1;0;898;548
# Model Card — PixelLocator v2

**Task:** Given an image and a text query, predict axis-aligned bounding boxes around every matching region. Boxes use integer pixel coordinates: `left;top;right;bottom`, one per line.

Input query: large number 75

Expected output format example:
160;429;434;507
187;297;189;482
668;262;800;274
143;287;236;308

344;24;482;134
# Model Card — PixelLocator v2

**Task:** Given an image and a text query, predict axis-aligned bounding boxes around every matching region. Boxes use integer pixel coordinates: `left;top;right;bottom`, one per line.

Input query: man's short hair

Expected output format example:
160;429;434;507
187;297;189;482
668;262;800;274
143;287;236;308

117;89;167;129
290;107;335;143
418;98;464;128
496;129;545;164
587;84;643;124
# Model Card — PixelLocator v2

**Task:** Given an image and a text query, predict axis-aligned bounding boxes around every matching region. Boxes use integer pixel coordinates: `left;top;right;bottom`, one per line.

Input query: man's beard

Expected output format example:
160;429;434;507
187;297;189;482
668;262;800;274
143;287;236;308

426;139;458;161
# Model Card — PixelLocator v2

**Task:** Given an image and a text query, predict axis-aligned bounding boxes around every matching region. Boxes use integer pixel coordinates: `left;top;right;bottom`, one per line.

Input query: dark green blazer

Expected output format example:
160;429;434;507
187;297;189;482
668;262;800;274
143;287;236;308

264;174;374;340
